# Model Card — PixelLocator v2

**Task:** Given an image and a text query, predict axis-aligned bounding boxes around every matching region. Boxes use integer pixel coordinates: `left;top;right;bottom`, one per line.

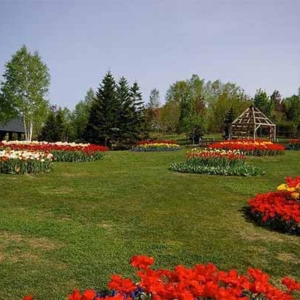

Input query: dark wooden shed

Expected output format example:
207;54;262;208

0;119;25;140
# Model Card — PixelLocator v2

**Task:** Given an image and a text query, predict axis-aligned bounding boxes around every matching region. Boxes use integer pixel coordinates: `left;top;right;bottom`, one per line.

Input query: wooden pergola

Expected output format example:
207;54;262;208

230;106;276;141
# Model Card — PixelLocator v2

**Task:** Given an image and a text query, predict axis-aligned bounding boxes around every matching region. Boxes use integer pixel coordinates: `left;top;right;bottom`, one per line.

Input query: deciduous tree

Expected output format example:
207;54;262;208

146;88;160;131
0;45;50;141
71;88;94;141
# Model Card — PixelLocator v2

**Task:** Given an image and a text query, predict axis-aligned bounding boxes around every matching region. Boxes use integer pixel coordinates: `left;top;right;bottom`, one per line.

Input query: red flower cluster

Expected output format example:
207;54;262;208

285;176;300;188
288;139;300;144
0;142;109;153
130;254;155;269
248;191;300;223
24;255;300;300
248;176;300;234
209;140;285;156
136;140;178;145
186;149;245;161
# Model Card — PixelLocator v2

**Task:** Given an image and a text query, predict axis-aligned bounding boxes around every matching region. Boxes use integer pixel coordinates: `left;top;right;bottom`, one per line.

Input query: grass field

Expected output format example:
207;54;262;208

0;149;300;299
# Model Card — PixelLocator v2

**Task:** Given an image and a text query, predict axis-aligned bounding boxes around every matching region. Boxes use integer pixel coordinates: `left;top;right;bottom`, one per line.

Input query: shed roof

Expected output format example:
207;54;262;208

0;119;25;133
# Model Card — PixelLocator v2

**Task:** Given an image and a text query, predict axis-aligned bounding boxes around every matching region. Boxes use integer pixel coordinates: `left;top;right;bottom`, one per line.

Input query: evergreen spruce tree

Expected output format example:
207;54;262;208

130;82;147;139
223;106;235;139
55;108;66;141
39;107;68;142
39;110;57;142
116;77;136;145
83;72;118;146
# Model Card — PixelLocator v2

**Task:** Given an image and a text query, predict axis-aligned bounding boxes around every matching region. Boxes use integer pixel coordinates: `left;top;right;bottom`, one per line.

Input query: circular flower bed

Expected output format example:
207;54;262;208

0;141;109;162
170;149;264;176
286;139;300;150
209;139;285;156
0;150;53;174
132;140;181;152
24;255;300;300
247;176;300;234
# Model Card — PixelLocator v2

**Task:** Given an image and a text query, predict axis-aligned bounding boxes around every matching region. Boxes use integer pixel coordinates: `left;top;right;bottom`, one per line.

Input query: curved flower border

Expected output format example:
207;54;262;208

247;176;300;234
24;255;300;300
0;150;53;174
209;140;285;156
170;149;264;176
0;141;109;162
132;140;181;152
286;139;300;150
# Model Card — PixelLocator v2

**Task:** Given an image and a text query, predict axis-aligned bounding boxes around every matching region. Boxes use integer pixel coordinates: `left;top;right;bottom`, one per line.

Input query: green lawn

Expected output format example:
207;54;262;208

0;150;300;299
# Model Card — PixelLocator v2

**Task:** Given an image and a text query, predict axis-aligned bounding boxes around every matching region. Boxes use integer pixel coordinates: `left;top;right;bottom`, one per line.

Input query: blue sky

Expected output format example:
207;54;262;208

0;0;299;110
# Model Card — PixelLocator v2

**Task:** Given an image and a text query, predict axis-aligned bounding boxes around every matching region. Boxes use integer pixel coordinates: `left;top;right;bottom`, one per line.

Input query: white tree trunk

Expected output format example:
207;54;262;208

23;117;33;141
29;119;33;141
23;117;28;141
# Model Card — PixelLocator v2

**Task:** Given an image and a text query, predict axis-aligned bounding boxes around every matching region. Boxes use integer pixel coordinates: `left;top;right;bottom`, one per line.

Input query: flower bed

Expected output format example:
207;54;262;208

0;141;109;162
209;139;285;156
286;139;300;150
132;140;181;152
0;150;53;174
170;149;264;176
247;176;300;234
24;255;300;300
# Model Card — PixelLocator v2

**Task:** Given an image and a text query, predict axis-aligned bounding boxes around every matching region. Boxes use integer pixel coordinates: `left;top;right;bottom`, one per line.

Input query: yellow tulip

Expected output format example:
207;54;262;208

291;192;300;200
277;184;287;191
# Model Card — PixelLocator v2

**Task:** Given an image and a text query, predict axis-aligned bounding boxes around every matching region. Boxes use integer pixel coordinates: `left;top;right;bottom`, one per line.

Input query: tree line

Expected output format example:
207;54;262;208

39;73;147;148
1;45;300;146
146;76;300;140
0;46;147;147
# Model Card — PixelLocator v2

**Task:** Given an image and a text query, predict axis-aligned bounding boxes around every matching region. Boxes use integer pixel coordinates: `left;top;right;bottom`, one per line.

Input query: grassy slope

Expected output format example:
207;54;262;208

0;150;300;299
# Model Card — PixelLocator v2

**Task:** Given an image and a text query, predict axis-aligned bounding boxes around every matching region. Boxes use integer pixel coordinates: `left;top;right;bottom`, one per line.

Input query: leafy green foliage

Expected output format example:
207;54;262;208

170;149;264;176
170;160;264;176
51;150;105;162
286;139;300;150
0;45;50;141
166;75;207;135
145;88;161;132
253;89;272;118
158;101;180;134
70;88;95;142
0;157;52;174
283;94;300;135
208;82;250;132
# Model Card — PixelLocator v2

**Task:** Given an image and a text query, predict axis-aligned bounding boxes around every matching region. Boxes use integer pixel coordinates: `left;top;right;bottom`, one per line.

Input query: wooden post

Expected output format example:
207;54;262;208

8;132;13;141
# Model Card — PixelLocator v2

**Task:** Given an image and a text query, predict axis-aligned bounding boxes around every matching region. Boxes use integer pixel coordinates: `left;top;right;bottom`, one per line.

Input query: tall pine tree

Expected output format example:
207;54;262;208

39;110;57;142
116;77;136;144
130;82;147;139
83;72;118;146
39;107;67;142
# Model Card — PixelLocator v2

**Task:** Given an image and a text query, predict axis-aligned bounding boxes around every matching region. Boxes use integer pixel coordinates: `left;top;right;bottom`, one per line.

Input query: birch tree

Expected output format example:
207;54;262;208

0;45;50;141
